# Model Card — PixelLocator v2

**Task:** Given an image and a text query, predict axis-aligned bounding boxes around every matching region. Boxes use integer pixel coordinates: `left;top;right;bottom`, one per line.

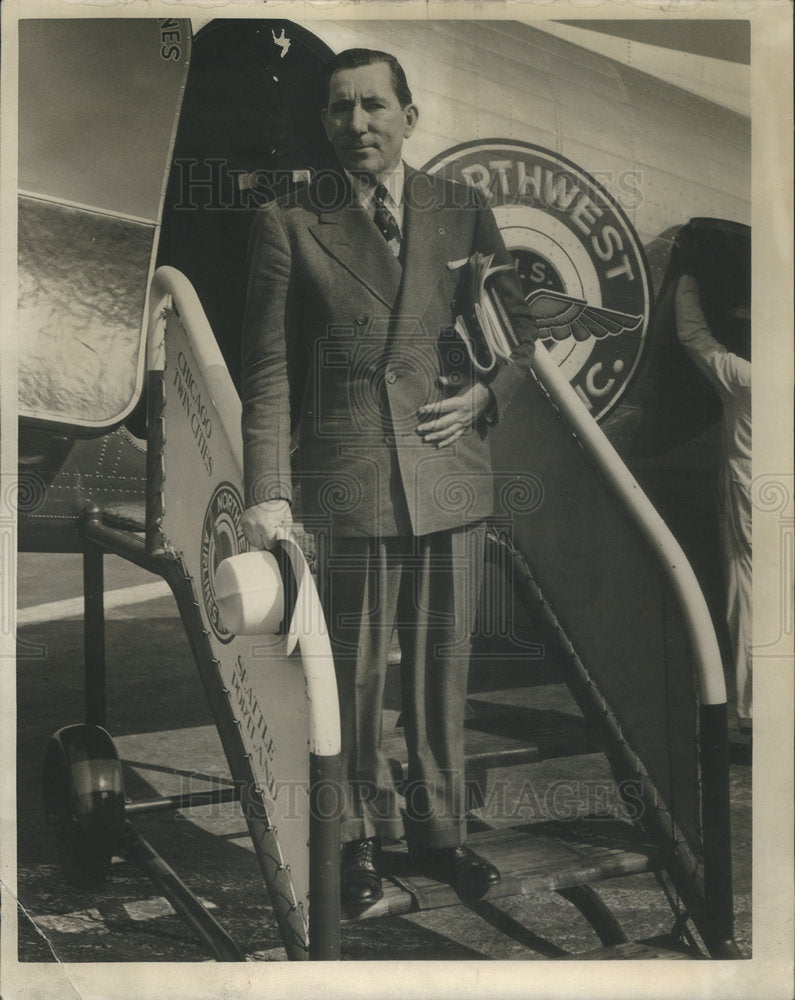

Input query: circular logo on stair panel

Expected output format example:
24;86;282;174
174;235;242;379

423;140;652;422
201;482;248;642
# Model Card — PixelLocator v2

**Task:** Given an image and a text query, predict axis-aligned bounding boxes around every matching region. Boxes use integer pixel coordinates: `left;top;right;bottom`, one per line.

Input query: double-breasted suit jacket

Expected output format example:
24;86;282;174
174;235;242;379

241;166;537;537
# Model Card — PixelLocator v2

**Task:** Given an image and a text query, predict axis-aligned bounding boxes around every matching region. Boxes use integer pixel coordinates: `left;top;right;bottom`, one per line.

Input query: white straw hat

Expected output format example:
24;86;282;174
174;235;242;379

214;549;289;635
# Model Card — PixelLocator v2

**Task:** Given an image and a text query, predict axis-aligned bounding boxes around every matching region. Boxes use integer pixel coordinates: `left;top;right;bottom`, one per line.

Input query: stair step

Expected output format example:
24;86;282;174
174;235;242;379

342;819;664;922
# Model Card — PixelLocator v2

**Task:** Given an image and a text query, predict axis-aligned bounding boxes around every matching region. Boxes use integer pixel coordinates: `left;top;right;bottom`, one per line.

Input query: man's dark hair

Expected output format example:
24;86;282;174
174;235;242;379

319;48;413;108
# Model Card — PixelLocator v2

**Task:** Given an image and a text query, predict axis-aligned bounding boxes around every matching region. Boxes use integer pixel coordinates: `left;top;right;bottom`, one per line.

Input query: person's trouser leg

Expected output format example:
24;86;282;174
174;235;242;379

321;535;405;843
720;480;752;724
398;523;486;849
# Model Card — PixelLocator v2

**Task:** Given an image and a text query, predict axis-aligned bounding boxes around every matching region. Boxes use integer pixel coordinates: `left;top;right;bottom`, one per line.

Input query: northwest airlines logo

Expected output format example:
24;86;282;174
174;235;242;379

201;482;248;643
424;141;651;421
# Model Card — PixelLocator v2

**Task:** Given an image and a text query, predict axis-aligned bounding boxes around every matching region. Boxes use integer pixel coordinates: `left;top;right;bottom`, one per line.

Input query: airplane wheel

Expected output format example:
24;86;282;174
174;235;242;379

43;724;126;890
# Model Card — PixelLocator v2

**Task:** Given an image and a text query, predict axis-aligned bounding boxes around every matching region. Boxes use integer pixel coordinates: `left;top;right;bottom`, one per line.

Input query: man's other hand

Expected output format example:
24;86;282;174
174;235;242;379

241;499;293;549
416;378;492;448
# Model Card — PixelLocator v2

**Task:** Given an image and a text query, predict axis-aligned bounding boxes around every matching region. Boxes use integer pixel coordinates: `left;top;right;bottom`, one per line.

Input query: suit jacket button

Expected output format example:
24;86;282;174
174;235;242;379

384;434;395;445
385;371;398;385
356;312;369;326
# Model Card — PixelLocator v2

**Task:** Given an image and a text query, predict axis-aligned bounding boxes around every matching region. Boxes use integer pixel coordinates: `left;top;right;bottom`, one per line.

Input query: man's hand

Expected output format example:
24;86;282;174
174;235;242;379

416;377;492;448
241;499;293;550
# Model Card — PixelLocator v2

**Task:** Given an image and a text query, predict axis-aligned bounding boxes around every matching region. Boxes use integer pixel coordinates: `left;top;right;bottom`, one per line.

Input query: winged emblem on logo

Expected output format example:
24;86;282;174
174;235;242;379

525;289;644;343
450;253;644;372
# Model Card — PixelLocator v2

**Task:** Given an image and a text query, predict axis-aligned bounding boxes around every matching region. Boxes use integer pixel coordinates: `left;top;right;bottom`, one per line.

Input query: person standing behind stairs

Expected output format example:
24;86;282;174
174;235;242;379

674;231;752;733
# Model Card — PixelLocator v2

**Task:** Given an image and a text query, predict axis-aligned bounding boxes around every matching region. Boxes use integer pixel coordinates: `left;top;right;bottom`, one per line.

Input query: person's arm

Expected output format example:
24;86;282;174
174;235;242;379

675;274;750;399
240;202;295;547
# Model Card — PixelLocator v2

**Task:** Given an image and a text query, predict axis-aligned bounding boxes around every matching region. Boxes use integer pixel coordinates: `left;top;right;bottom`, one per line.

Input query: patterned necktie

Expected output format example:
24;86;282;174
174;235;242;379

373;183;402;257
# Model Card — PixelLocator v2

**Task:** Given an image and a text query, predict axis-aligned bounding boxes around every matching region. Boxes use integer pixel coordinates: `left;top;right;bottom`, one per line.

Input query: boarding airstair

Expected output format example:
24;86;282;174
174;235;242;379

32;268;738;962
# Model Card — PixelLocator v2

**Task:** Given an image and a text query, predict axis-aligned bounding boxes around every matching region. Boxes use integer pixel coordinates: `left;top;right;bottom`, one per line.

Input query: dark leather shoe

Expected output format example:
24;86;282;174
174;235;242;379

414;844;501;898
341;837;383;907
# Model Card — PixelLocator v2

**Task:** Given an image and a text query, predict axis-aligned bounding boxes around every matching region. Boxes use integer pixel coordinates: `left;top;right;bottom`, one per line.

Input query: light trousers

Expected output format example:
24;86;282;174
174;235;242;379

719;478;752;723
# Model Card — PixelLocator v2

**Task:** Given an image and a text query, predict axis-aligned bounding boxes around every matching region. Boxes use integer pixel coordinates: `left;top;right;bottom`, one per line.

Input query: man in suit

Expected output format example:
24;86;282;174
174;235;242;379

241;48;537;905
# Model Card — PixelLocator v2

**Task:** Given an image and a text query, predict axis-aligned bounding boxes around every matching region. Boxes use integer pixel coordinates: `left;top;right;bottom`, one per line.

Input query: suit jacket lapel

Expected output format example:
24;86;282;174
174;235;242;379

308;172;402;309
396;169;455;324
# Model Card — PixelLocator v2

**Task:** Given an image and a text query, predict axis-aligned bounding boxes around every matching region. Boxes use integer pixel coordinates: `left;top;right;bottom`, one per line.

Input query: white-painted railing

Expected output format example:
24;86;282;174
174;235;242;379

147;265;341;754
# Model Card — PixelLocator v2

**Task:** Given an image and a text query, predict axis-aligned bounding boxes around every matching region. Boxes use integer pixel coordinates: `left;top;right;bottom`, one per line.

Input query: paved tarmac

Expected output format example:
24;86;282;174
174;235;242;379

14;551;751;964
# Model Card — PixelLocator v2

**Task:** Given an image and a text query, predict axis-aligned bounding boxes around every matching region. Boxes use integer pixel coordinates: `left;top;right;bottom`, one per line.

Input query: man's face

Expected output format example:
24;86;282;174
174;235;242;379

321;62;418;181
